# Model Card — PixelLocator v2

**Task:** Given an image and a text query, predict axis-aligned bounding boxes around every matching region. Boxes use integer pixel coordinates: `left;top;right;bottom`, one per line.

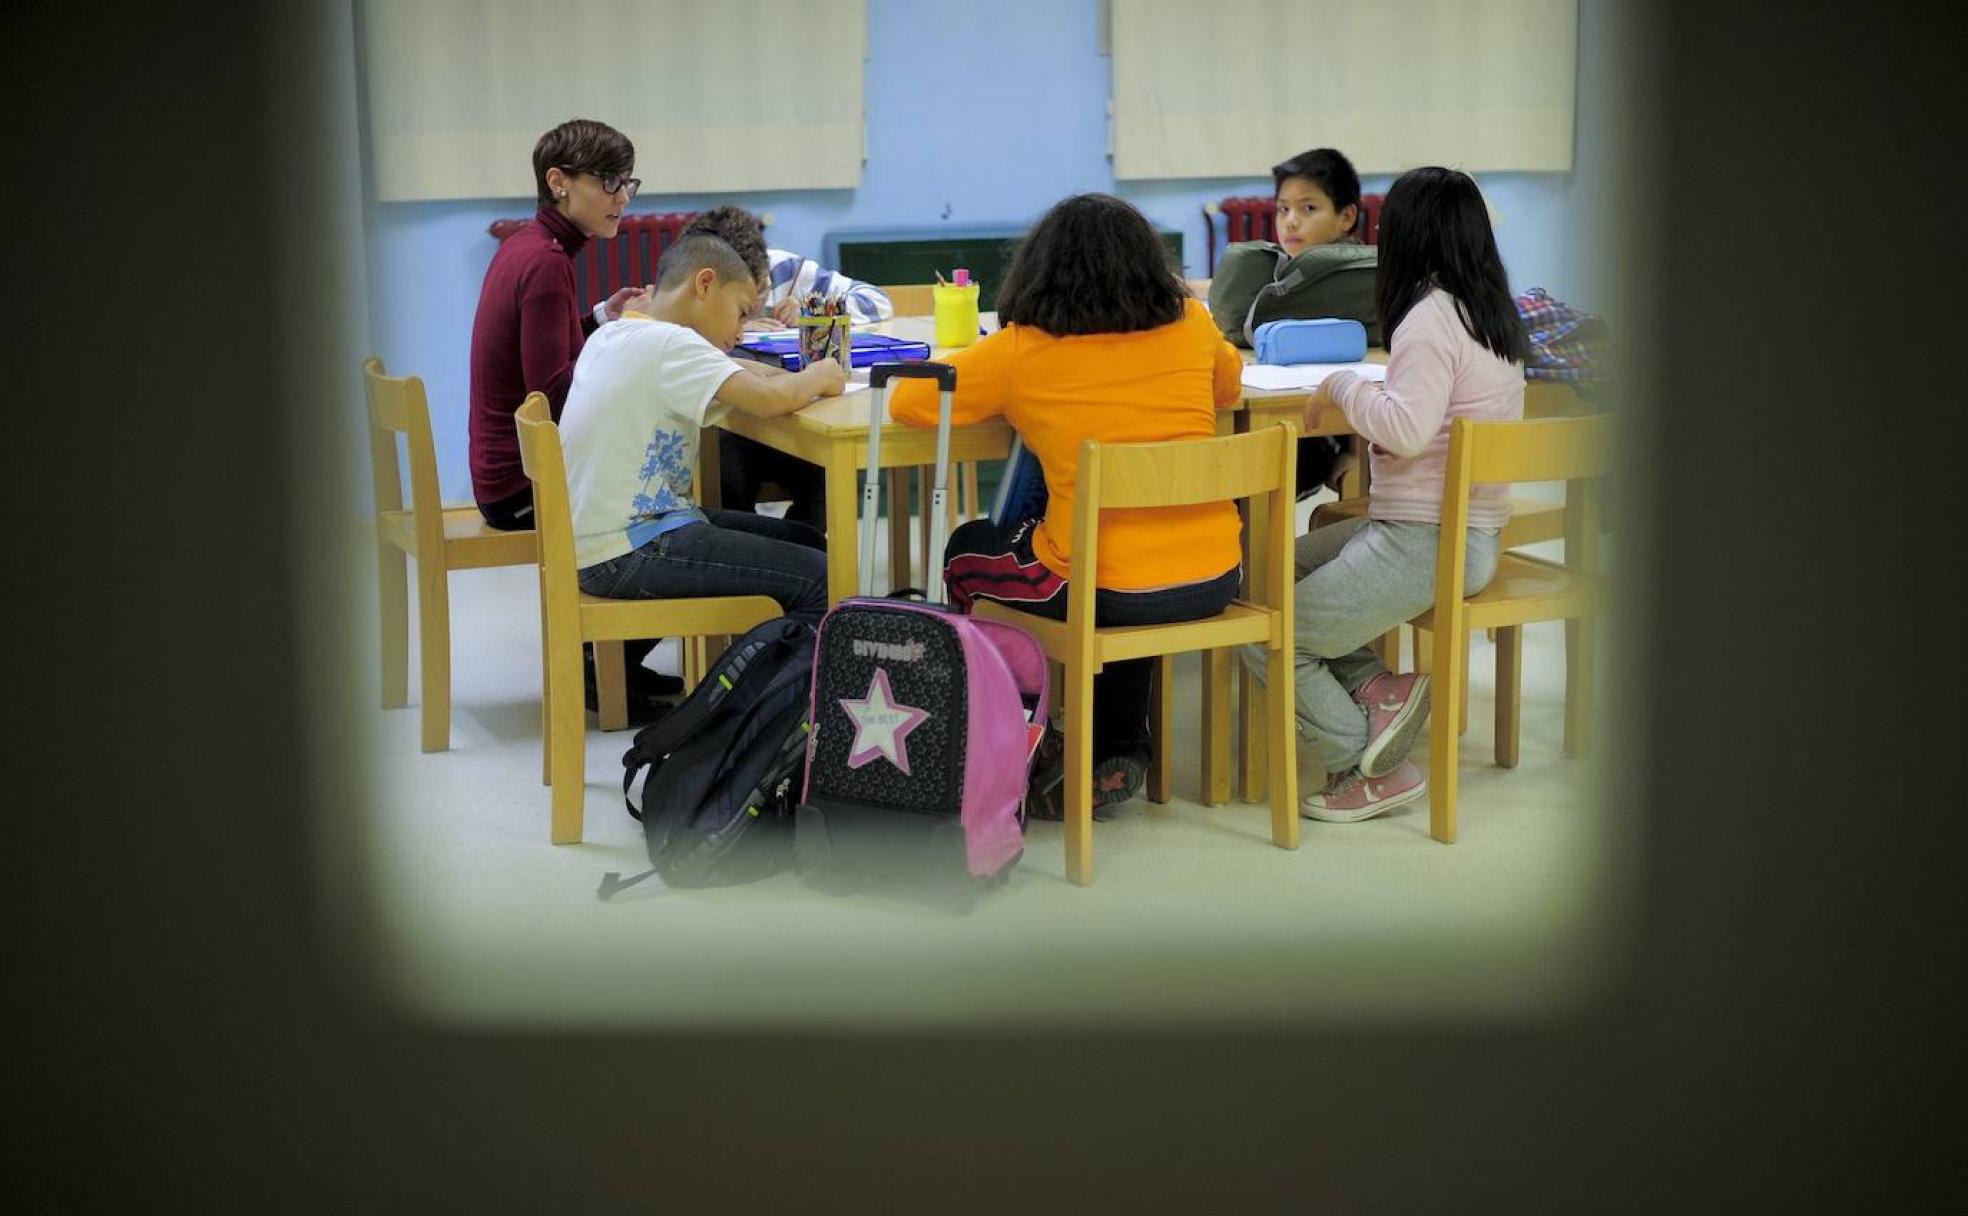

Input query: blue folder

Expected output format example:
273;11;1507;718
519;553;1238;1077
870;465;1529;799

732;331;931;371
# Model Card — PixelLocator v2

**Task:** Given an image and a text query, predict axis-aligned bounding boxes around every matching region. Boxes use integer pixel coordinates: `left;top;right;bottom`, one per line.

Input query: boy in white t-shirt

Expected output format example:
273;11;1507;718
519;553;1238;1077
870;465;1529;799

559;232;847;626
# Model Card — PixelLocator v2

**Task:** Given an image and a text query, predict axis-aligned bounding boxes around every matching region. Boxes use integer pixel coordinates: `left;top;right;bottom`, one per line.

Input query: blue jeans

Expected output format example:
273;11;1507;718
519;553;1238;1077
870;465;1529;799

577;508;829;626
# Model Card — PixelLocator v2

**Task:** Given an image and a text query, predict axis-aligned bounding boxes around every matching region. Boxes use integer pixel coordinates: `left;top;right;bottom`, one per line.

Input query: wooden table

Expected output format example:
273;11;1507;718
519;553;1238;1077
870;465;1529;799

711;315;1014;604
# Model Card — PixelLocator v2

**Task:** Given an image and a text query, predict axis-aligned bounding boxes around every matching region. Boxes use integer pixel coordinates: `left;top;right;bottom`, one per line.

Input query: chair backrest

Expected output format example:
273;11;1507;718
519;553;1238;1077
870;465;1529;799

1070;423;1299;628
1436;412;1612;605
513;394;579;592
362;356;447;554
878;283;937;316
489;211;700;314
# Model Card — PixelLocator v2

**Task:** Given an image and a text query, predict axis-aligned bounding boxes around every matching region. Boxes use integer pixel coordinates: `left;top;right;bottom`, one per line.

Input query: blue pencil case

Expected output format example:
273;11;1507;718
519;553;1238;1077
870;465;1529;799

1252;318;1368;365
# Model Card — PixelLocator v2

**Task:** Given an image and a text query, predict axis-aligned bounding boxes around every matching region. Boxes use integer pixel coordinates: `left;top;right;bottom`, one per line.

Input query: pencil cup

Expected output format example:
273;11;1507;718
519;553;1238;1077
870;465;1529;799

797;313;851;368
932;283;980;349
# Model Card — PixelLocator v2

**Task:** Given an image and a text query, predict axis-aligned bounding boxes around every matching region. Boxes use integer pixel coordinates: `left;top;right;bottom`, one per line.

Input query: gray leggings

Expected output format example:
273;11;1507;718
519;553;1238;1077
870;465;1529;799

1245;516;1499;774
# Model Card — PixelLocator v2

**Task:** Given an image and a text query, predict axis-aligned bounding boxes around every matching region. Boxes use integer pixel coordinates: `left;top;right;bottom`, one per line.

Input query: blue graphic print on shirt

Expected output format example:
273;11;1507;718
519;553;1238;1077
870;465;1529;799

629;427;693;518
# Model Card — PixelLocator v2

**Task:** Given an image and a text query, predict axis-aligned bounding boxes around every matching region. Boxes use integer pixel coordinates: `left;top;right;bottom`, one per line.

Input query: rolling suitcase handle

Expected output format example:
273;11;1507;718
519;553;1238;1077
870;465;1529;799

862;362;958;602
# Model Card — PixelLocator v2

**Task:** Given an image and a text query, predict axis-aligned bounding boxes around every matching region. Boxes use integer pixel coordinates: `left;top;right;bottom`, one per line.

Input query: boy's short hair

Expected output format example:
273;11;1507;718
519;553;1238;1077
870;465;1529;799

1270;147;1363;215
532;119;634;208
678;206;770;288
654;233;753;292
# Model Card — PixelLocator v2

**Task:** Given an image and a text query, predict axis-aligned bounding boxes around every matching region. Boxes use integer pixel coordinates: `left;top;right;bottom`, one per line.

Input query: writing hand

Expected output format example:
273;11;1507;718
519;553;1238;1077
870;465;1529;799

771;295;801;325
809;356;848;398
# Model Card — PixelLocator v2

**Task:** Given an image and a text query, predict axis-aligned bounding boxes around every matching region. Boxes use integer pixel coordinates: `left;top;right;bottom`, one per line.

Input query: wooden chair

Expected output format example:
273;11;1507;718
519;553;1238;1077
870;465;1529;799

1413;414;1609;842
364;356;538;752
1310;488;1568;678
514;395;781;844
879;283;937;316
972;423;1301;885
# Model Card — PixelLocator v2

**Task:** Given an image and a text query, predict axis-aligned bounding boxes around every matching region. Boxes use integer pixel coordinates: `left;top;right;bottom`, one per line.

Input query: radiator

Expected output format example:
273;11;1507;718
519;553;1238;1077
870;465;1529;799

488;212;698;314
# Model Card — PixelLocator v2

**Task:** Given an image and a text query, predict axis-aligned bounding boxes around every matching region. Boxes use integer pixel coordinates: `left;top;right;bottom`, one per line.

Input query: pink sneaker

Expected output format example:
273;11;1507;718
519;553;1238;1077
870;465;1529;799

1300;759;1426;823
1355;671;1432;779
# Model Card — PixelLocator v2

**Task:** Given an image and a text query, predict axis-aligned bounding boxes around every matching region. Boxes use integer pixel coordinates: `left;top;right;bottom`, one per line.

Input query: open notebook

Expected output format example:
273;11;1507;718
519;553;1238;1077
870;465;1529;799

1239;361;1389;392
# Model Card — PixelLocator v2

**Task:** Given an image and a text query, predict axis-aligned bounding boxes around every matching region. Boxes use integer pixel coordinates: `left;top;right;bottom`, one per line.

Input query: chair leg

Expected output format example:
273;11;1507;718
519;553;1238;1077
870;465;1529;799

1428;624;1463;844
416;558;451;753
538;594;552;787
1064;663;1096;886
594;639;629;732
1495;625;1522;768
1147;655;1174;804
886;468;911;594
916;467;935;591
960;462;980;521
1240;668;1267;803
1459;631;1471;737
1265;642;1300;850
1414;626;1433;674
379;541;409;710
1375;626;1401;670
1565;617;1596;757
546;629;587;844
1201;648;1232;806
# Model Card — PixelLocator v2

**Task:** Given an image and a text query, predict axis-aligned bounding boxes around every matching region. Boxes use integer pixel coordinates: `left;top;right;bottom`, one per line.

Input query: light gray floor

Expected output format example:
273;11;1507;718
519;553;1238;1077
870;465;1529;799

340;490;1636;1032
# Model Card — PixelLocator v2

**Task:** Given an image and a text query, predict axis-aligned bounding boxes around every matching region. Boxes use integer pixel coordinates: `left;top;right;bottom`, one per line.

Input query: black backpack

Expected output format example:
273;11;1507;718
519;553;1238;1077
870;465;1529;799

597;617;815;898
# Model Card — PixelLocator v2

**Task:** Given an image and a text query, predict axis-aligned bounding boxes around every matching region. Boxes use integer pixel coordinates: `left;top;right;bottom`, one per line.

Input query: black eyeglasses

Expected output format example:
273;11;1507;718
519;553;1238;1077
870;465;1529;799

564;167;641;199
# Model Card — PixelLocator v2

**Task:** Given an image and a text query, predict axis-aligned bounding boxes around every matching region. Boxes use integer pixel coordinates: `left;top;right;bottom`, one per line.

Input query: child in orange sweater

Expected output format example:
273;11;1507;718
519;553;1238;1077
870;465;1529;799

890;194;1244;819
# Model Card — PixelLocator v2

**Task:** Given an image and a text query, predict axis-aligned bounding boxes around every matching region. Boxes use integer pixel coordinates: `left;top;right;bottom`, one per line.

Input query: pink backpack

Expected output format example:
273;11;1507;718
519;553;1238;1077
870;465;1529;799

794;364;1050;890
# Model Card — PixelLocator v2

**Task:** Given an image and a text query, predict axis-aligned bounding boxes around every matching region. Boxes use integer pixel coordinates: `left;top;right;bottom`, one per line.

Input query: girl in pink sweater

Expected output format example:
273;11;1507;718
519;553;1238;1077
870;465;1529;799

1265;166;1528;822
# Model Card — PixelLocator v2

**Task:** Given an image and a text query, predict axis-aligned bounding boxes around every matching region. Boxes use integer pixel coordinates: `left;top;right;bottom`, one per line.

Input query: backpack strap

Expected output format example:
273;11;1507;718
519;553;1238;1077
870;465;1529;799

618;622;807;820
1242;245;1378;344
623;636;814;822
596;867;660;901
1242;246;1297;345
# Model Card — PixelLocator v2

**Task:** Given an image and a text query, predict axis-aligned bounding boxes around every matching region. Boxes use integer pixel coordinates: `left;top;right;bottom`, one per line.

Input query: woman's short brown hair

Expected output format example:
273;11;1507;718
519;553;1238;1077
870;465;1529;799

532;119;634;207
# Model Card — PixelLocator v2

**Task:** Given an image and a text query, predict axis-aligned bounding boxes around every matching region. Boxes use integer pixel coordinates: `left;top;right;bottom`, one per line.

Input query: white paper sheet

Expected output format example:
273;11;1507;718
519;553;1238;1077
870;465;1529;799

1239;361;1389;391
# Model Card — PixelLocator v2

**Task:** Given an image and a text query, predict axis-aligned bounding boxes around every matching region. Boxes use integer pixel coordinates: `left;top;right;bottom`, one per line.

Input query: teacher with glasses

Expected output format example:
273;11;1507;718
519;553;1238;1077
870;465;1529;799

469;117;646;532
467;117;678;713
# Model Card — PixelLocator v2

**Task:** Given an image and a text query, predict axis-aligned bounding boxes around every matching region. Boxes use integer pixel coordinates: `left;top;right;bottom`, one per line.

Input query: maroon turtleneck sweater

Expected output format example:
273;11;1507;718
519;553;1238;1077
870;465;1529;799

468;204;598;505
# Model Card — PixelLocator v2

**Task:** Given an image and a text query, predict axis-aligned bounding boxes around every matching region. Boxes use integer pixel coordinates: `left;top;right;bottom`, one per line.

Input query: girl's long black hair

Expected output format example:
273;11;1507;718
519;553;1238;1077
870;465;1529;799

994;193;1187;336
1374;167;1529;364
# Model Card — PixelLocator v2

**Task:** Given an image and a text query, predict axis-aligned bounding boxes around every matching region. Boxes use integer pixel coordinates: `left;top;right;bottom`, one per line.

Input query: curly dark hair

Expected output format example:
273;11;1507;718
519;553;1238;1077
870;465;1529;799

993;194;1186;336
678;205;769;289
532;119;634;208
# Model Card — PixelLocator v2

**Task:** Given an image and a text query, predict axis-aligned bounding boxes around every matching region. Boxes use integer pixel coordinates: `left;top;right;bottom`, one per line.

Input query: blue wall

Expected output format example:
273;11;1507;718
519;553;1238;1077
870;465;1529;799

361;0;1602;502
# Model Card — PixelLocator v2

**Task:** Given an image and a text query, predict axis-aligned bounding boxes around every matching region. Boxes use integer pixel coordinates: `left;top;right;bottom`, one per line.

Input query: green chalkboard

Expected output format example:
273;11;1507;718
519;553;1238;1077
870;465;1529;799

831;229;1184;312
